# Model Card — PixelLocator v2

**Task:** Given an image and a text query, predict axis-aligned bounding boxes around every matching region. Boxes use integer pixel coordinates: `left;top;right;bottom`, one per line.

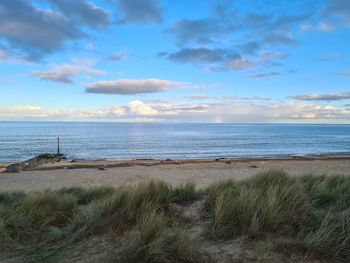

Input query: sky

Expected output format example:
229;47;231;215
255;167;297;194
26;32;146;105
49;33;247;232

0;0;349;123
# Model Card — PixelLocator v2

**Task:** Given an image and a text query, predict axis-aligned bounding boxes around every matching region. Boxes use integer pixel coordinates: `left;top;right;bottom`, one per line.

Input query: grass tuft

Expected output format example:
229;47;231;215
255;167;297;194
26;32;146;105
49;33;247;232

116;209;207;263
300;174;350;211
300;209;350;260
207;170;311;239
171;181;198;204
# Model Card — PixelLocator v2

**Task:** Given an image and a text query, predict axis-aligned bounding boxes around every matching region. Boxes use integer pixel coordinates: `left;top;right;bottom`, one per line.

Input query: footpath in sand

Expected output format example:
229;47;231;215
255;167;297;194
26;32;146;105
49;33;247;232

0;157;350;192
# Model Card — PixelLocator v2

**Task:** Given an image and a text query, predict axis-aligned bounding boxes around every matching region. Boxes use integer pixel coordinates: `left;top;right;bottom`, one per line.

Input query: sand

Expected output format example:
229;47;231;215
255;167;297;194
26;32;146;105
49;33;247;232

0;157;349;192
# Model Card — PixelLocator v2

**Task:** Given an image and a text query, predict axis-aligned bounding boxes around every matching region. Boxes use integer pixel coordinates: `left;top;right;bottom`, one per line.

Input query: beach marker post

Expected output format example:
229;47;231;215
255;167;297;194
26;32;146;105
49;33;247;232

57;137;60;155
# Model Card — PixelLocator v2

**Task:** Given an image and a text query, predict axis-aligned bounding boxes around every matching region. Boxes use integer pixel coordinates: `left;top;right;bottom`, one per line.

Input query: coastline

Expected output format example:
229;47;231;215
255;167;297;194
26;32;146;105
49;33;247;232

1;155;350;192
1;154;350;172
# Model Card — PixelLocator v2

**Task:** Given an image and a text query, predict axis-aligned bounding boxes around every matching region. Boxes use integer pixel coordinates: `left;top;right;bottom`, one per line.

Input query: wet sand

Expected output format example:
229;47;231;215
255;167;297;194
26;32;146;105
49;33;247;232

0;157;349;192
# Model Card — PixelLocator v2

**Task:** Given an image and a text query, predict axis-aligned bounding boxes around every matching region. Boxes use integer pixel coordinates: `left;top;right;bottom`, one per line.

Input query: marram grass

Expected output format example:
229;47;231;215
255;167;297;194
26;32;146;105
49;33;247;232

1;171;350;262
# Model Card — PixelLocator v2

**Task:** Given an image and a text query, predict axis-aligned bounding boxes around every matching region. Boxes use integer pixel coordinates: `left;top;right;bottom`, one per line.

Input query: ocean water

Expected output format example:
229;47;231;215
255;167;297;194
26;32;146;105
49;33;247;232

0;122;349;162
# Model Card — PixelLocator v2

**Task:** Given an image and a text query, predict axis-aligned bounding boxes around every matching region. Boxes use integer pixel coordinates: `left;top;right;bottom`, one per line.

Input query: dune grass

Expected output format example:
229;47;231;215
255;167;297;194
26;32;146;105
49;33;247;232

206;171;311;239
116;210;206;263
205;171;350;261
0;181;205;262
170;181;198;204
1;171;350;262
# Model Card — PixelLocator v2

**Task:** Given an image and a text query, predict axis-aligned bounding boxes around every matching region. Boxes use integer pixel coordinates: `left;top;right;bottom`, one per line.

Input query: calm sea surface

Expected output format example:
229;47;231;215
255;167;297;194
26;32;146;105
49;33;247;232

0;122;349;162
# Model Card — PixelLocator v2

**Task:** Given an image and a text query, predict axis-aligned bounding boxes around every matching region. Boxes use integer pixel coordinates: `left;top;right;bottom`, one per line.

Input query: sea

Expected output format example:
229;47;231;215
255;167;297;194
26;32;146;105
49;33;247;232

0;121;350;162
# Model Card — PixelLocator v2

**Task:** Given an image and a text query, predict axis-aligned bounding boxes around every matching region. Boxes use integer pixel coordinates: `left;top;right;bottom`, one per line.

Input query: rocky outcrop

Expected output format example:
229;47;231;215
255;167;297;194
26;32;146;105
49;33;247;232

5;153;63;173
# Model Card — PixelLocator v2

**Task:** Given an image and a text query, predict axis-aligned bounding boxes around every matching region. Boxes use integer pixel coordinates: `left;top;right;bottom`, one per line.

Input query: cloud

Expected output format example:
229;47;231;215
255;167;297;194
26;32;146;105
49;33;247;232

0;102;159;120
166;3;308;46
337;71;350;77
223;59;255;70
318;54;340;62
260;50;286;59
0;0;92;59
0;105;64;118
300;22;334;32
167;18;234;44
32;60;105;84
167;48;240;64
238;96;272;101
0;47;27;63
2;100;350;123
128;100;158;115
86;79;181;95
0;49;10;60
116;0;163;24
48;0;109;28
183;94;217;100
108;52;128;61
163;4;308;71
250;72;281;78
237;41;261;55
166;48;257;72
263;33;297;45
291;92;350;101
325;0;350;25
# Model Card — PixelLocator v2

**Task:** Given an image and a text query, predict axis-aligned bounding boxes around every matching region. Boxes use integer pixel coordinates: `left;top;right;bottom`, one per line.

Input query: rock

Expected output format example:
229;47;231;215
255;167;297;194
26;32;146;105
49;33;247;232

4;153;63;173
5;164;21;173
215;157;227;161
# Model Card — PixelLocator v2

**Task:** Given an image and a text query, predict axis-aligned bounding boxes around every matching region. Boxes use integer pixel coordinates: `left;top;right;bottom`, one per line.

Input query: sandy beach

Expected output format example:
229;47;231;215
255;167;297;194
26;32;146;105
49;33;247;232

1;157;350;192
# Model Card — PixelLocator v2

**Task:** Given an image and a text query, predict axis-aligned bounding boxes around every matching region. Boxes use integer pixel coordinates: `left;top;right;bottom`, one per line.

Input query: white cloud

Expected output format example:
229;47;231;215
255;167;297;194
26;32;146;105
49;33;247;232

128;100;159;115
2;100;349;123
0;105;66;118
32;60;105;84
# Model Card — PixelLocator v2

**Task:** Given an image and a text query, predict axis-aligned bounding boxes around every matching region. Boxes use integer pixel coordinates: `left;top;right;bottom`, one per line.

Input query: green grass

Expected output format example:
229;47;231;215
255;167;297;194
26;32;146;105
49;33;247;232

116;209;206;262
1;172;350;262
207;171;311;239
56;186;117;205
0;191;27;207
299;174;350;211
205;170;350;261
170;181;198;204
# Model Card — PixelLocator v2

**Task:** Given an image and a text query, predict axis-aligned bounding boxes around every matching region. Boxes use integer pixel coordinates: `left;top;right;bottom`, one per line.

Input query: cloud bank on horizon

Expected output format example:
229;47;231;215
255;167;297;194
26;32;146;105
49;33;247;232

0;0;349;123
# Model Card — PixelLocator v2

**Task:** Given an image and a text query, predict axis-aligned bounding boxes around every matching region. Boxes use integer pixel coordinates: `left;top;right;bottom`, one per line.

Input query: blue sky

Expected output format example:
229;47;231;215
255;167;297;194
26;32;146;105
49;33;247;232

0;0;349;123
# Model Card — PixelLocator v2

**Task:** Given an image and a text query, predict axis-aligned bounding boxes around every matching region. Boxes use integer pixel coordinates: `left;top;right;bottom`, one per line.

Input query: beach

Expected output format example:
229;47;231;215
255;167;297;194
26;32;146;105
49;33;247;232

1;156;350;192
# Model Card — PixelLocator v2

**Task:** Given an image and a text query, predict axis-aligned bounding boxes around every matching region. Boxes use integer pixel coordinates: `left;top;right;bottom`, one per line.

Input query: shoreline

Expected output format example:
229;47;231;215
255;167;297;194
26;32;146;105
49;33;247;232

0;156;350;192
1;154;350;172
